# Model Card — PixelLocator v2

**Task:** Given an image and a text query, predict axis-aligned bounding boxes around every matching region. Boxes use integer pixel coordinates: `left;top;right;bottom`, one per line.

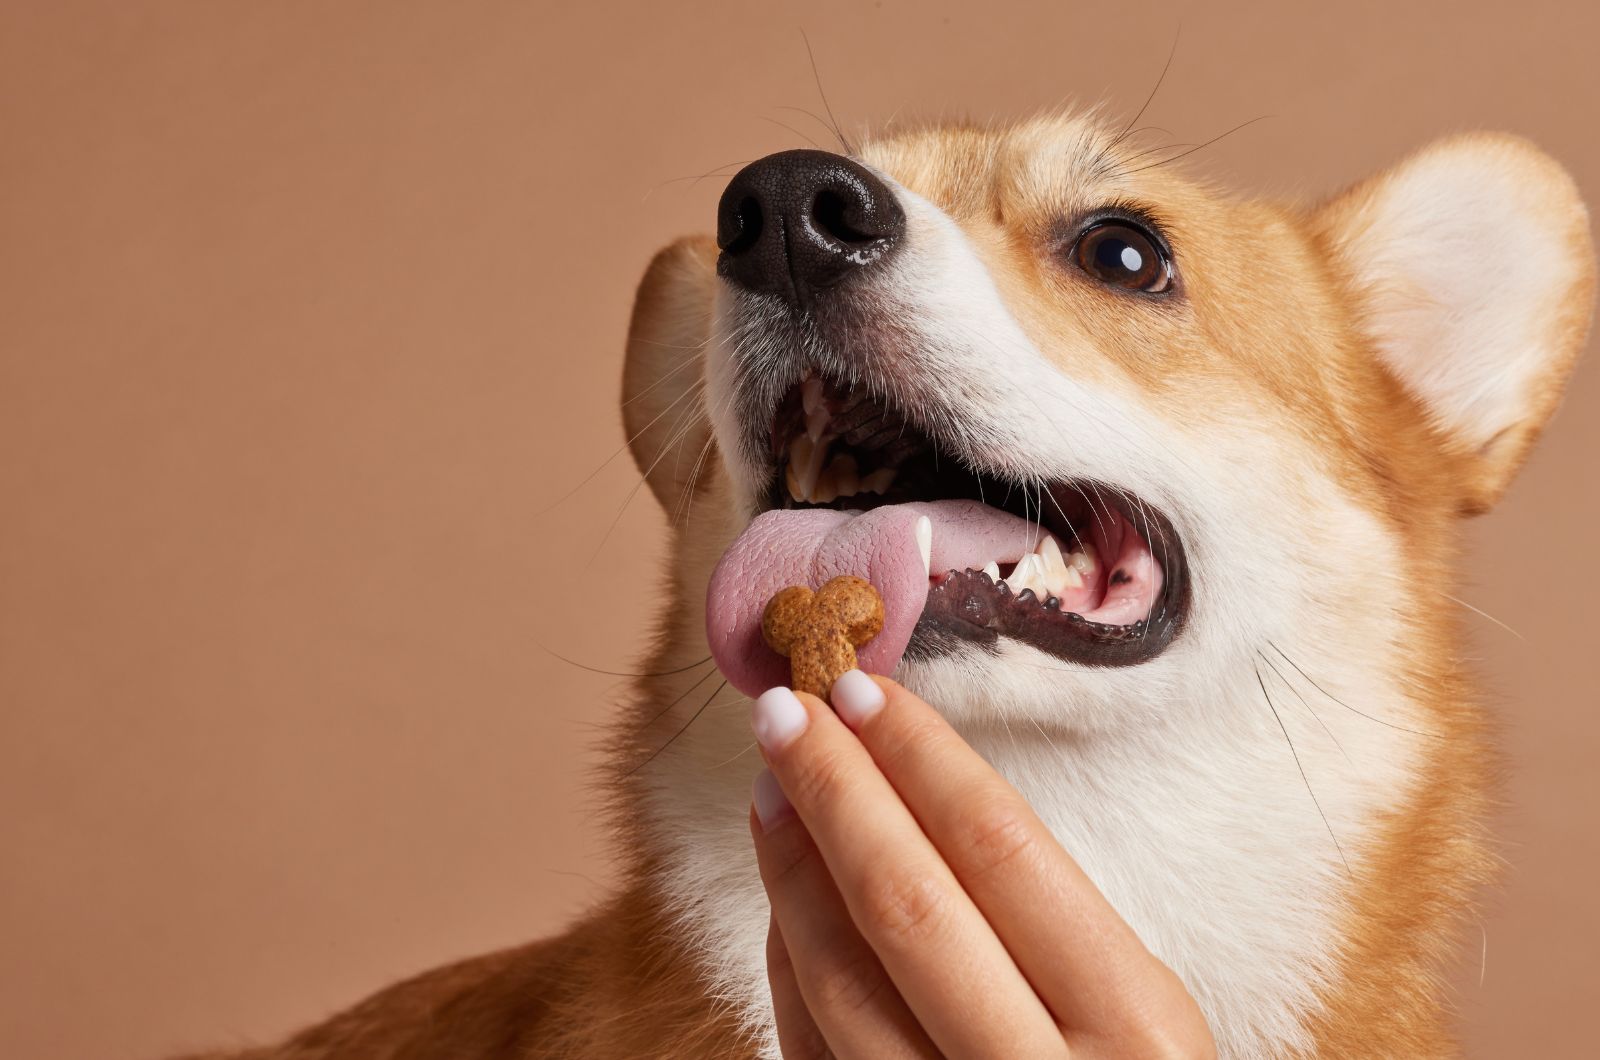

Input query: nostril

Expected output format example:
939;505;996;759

812;189;878;245
722;196;764;256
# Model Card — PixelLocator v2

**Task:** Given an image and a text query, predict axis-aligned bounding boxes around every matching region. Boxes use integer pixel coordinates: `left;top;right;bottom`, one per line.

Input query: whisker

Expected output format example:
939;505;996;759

626;678;730;777
1255;661;1352;878
620;341;707;408
585;389;709;567
759;114;826;151
1107;25;1181;152
800;30;853;154
1439;591;1524;640
643;159;756;199
1258;649;1349;763
711;740;761;771
1125;114;1273;174
539;645;715;680
773;105;850;144
536;376;707;518
637;665;722;731
1028;715;1066;756
1268;641;1443;738
674;385;739;526
672;431;719;527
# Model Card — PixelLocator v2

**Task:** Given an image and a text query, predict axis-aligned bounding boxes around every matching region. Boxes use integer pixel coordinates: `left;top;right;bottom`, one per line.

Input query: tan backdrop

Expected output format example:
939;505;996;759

1;2;1595;1057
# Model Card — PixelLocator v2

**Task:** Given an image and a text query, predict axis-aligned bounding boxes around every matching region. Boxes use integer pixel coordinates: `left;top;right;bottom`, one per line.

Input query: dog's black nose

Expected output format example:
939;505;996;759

716;149;904;306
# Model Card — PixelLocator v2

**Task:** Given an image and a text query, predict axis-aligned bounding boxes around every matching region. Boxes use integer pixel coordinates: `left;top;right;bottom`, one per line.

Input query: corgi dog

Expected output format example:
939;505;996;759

178;113;1593;1059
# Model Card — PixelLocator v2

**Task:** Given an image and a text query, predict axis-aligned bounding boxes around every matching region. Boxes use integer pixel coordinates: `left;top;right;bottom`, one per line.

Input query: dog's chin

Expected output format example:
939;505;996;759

889;638;1163;735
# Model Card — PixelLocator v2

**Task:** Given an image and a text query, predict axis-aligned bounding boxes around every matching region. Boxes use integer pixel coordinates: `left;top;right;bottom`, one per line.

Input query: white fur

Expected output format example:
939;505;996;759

643;176;1424;1058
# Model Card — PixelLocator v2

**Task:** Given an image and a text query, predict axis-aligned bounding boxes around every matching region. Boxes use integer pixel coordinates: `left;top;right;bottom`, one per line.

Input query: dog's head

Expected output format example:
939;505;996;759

622;114;1592;736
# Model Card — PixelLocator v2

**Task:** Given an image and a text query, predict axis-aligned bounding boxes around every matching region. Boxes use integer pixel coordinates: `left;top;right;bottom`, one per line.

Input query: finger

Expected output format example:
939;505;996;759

765;914;833;1060
751;779;938;1060
751;687;1066;1058
829;671;1211;1050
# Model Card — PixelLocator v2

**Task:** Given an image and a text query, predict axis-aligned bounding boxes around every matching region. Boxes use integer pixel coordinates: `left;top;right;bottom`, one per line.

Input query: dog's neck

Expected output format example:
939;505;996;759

634;628;1422;1059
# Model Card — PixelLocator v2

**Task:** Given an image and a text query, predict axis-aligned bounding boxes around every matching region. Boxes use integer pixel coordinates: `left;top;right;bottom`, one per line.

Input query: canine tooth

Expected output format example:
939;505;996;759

830;454;859;497
801;376;825;416
811;467;839;503
806;408;830;443
789;435;829;500
790;434;813;468
803;378;831;442
915;516;932;577
1037;537;1076;597
982;561;1001;583
861;467;897;495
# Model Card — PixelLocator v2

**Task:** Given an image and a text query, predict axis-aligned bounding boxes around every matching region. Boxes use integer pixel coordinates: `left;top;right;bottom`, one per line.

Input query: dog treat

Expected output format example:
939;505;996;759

761;575;885;699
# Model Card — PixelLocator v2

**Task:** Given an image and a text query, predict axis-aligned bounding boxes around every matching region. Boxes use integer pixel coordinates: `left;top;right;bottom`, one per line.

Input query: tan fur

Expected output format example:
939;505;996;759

177;115;1593;1058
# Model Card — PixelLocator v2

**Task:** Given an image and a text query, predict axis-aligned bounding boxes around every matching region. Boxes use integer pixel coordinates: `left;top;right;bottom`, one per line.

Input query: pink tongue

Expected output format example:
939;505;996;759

705;500;1050;697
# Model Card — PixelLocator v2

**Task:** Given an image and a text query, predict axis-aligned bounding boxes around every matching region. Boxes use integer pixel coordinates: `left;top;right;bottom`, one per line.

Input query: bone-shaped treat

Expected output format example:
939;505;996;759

760;575;886;699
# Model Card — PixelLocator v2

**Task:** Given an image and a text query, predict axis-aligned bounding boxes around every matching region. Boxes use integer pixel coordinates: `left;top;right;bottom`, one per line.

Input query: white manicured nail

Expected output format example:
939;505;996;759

830;669;886;727
751;686;808;751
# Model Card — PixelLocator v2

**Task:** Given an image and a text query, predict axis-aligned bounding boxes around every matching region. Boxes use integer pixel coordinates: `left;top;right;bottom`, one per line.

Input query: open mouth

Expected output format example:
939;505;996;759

762;375;1190;666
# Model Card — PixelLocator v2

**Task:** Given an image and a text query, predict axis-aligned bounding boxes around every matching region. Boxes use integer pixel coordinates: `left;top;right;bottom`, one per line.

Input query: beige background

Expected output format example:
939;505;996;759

1;2;1595;1057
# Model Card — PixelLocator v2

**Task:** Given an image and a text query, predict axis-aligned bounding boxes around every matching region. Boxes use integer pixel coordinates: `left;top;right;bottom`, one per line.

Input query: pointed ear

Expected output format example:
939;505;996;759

1315;133;1595;513
621;236;719;512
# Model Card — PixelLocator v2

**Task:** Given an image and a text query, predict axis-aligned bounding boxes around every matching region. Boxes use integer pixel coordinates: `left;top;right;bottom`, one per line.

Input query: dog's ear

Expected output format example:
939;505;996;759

1314;134;1595;513
621;236;719;512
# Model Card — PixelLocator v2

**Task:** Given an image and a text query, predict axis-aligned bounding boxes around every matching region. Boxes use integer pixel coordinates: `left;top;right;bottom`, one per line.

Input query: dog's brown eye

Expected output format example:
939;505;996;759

1073;222;1172;293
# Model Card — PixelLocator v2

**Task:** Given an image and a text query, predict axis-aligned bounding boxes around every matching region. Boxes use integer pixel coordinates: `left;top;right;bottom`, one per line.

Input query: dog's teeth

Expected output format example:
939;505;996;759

829;454;859;497
981;561;1001;583
789;436;815;495
785;462;804;503
1067;539;1098;575
789;435;829;501
802;377;830;442
801;376;825;416
806;408;830;443
861;467;896;495
811;467;839;503
1006;554;1049;600
1037;536;1078;597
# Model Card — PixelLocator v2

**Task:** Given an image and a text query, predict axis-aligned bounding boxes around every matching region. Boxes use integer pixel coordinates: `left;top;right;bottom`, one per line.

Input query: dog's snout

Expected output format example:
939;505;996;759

716;149;904;306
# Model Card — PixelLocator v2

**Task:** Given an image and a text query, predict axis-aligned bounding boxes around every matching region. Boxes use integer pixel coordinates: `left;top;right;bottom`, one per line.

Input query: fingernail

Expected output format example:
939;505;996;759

830;669;885;727
751;686;808;752
752;768;794;829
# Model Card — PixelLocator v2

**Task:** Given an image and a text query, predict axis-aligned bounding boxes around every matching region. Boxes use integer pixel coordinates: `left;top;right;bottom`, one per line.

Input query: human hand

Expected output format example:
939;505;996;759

748;671;1215;1059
